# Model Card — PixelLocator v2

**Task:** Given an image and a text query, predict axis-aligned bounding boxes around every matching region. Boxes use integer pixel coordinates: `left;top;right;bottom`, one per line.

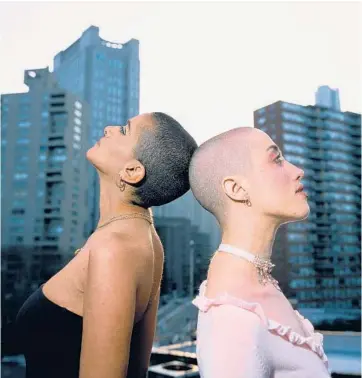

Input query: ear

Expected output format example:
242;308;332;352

120;159;145;185
222;176;249;202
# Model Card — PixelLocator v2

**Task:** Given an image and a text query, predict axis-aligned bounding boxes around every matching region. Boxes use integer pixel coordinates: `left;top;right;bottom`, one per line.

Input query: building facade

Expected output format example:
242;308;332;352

1;68;90;289
53;25;140;232
254;100;361;309
315;85;341;112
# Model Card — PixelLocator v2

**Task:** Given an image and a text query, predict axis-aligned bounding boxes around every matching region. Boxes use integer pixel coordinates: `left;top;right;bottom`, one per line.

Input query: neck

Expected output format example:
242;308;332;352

208;211;280;290
220;210;280;260
98;175;149;228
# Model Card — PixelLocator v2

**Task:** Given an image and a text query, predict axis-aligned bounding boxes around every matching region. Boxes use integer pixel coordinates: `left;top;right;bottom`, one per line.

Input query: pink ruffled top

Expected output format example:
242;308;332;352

192;280;331;378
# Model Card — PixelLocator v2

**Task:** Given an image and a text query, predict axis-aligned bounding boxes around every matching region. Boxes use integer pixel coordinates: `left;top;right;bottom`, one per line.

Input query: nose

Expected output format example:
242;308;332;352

296;167;304;181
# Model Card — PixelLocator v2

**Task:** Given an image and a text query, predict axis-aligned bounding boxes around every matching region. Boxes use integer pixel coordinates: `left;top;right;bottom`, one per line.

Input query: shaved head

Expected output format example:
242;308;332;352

189;127;257;223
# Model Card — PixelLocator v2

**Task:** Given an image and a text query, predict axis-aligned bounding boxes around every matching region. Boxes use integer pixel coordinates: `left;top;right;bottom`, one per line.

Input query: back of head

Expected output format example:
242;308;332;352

134;112;198;208
189;127;254;223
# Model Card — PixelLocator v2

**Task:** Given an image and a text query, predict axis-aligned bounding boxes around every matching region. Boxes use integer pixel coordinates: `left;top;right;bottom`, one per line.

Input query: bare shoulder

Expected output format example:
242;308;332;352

88;228;153;275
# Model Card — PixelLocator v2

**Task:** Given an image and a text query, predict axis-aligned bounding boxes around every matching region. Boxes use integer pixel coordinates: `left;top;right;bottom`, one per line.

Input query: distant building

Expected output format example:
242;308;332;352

154;191;221;252
254;97;361;309
53;25;140;232
1;68;90;288
315;85;341;111
154;216;193;296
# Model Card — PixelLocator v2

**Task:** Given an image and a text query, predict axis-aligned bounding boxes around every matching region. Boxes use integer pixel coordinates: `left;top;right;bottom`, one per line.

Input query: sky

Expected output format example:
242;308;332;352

0;1;361;144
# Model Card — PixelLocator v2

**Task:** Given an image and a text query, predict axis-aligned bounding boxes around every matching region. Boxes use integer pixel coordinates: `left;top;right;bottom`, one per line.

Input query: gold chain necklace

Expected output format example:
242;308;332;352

74;212;153;256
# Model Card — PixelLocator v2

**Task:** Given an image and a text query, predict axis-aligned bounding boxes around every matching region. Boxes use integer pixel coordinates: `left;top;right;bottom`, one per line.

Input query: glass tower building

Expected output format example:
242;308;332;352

1;68;90;288
53;25;140;231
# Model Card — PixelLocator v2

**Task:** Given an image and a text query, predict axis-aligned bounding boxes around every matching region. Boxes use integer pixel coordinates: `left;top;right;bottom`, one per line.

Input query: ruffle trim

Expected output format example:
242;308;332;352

192;280;328;367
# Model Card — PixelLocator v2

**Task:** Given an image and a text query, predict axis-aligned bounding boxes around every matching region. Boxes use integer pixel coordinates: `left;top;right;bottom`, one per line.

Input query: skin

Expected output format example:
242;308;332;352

198;127;311;336
42;113;164;378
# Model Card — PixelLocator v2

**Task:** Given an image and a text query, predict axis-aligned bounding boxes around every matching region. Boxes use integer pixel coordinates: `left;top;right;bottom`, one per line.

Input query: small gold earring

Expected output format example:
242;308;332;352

243;194;252;207
116;176;126;192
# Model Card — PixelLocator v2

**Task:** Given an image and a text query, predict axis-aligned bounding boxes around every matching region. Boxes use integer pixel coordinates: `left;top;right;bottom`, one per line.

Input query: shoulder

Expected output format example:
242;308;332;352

88;231;152;275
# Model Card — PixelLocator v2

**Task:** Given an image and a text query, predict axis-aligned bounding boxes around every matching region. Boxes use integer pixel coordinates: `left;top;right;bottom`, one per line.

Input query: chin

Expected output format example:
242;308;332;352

289;202;310;222
86;144;97;163
278;201;310;225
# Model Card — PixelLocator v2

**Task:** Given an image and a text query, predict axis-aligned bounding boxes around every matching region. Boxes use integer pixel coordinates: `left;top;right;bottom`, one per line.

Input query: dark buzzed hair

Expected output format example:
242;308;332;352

133;112;198;208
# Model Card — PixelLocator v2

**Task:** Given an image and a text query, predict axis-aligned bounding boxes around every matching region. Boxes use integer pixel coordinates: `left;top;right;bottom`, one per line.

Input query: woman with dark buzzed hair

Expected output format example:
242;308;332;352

190;127;331;377
16;112;198;378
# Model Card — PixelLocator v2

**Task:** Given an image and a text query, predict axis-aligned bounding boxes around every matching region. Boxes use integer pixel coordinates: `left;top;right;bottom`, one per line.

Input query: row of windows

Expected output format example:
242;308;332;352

290;279;316;288
282;112;308;124
297;288;360;301
281;102;315;116
289;255;314;265
289;244;314;253
311;192;360;204
320;140;358;153
284;154;307;166
326;160;358;172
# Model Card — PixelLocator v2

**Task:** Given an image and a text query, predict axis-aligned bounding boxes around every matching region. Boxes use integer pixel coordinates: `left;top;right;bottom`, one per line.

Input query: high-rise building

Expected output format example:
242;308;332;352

1;68;90;277
254;97;361;309
153;190;221;250
315;85;341;111
154;216;193;296
53;25;140;231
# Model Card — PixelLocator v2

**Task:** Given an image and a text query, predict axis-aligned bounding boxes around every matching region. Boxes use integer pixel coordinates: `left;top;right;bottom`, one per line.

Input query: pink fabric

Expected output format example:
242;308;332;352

192;280;331;377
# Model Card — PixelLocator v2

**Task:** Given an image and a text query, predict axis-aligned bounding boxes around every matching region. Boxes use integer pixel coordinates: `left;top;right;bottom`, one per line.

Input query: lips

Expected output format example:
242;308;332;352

296;184;304;193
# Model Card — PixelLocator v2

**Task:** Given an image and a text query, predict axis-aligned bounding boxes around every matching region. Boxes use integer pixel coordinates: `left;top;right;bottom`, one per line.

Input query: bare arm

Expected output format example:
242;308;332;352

79;235;142;378
127;287;161;378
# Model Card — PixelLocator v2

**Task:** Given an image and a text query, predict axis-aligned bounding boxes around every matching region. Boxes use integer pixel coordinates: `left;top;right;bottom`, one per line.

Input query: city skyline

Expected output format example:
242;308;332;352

0;1;361;146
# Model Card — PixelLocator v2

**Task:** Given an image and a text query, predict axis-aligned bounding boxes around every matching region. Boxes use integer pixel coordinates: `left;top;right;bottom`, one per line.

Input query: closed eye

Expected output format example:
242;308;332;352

119;125;126;135
275;155;284;165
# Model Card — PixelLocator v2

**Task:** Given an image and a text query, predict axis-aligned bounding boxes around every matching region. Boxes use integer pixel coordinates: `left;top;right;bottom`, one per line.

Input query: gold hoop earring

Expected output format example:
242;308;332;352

116;176;126;192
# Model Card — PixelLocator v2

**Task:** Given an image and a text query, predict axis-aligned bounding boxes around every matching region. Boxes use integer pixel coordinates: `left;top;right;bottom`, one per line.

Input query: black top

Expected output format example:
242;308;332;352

16;285;83;378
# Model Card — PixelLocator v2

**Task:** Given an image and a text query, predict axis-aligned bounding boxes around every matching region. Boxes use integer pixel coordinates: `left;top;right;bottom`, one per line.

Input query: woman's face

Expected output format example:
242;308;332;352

86;113;153;177
247;130;310;224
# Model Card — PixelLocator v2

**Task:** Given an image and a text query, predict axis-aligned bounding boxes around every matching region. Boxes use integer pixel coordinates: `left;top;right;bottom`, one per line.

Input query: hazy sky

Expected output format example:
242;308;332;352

0;1;360;144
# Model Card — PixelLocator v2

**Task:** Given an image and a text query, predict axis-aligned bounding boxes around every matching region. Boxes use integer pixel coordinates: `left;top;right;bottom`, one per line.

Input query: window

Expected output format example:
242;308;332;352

326;161;353;172
16;138;30;145
74;101;82;109
282;112;307;124
18;121;31;128
283;144;305;154
282;122;306;134
281;102;303;112
96;53;105;61
324;111;345;122
285;154;307;165
287;233;305;242
14;173;28;180
283;133;308;144
325;130;351;143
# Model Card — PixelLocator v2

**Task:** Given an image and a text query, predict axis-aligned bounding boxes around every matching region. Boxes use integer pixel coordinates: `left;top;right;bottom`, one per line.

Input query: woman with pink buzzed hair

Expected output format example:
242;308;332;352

189;127;331;377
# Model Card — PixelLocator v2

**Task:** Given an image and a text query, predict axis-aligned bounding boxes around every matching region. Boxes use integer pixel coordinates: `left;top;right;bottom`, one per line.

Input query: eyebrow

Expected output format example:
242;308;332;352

266;144;281;154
